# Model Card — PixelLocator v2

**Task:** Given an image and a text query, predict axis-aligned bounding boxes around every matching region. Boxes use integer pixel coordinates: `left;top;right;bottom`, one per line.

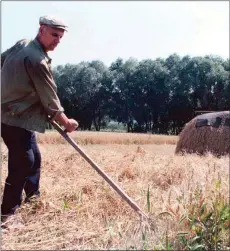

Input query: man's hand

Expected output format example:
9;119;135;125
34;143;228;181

65;119;79;133
54;112;79;133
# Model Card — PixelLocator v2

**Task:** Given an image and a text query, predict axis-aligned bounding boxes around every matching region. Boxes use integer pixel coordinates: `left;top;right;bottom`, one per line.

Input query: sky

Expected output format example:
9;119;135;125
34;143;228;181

1;1;229;67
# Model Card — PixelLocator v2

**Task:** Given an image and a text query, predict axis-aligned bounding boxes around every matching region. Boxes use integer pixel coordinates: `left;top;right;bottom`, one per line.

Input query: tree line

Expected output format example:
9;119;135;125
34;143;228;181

52;53;229;135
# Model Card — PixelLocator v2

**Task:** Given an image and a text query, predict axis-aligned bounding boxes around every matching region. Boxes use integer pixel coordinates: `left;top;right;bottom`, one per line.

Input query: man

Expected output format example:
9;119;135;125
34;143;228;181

1;16;79;219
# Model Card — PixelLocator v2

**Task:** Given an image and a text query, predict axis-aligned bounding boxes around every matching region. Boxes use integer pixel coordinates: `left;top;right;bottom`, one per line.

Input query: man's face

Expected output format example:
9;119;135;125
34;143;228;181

40;25;65;52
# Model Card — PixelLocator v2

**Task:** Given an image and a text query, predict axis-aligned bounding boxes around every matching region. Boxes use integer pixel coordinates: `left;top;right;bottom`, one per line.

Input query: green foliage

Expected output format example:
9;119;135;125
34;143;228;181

104;120;126;132
175;181;230;250
136;179;229;250
53;55;229;134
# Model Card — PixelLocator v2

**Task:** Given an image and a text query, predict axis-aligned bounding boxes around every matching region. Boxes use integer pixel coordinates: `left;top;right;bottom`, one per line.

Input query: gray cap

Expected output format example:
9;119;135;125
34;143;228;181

39;15;68;31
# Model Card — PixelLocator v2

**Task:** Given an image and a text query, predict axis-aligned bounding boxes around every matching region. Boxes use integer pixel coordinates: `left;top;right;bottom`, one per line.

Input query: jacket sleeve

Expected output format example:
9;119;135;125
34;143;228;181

24;57;64;120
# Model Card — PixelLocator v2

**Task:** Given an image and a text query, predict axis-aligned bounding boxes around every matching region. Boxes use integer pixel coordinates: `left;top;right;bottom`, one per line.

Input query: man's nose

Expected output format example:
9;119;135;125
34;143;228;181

55;36;61;43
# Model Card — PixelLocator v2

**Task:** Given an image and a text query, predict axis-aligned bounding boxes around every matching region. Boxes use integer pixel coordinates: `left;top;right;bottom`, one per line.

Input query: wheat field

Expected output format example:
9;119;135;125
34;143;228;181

1;131;229;250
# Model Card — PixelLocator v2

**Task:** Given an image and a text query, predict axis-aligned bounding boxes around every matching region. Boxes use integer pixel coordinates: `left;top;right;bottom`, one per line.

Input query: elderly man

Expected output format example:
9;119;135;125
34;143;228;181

1;16;78;219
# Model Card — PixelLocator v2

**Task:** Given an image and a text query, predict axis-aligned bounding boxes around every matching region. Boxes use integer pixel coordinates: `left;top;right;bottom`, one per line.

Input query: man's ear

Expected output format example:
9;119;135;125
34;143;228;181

39;25;46;35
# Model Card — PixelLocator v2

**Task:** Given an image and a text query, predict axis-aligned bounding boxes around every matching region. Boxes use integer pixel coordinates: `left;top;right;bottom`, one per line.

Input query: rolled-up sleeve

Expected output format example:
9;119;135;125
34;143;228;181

24;57;64;120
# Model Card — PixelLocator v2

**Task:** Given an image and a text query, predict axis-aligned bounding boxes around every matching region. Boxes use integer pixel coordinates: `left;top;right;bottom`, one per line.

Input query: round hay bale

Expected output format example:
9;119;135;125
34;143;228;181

175;111;230;157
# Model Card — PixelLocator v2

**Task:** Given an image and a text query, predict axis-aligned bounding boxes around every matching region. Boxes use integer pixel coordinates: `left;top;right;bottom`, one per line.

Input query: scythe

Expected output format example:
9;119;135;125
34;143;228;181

50;120;149;220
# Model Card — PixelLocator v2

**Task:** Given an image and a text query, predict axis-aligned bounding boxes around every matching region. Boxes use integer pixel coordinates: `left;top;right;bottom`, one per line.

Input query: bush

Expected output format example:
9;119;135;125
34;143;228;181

175;180;230;250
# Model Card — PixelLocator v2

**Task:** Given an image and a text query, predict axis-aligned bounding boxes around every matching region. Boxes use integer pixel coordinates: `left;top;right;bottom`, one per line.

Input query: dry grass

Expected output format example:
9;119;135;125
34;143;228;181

1;131;229;250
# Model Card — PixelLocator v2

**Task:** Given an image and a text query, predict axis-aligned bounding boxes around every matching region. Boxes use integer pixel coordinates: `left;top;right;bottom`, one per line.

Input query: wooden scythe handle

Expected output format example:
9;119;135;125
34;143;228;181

50;120;149;220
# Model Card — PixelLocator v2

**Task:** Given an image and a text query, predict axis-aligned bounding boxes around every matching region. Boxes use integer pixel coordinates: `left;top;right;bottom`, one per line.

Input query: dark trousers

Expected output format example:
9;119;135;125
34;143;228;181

1;123;41;215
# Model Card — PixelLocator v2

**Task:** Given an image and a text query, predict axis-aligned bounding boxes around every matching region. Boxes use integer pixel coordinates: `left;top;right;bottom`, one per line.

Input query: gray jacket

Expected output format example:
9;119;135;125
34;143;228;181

1;37;64;133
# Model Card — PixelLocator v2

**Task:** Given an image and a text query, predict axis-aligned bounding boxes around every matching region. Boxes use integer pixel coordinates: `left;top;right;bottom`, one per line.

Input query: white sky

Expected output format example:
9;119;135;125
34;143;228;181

1;1;229;67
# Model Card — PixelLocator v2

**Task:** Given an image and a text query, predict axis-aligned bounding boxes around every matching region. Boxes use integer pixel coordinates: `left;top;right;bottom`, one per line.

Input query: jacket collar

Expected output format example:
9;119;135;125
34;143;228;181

33;37;52;64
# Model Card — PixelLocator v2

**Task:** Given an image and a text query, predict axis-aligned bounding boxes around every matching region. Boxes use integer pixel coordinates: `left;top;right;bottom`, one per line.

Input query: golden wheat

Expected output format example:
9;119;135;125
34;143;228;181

36;130;178;145
1;131;229;250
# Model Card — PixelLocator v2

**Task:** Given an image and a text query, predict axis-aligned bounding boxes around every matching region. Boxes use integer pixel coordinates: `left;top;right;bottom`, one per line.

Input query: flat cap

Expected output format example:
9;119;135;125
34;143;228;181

39;15;68;31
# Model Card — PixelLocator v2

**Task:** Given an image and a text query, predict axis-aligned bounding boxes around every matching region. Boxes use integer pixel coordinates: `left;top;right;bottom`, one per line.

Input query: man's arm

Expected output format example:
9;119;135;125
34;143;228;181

54;113;79;132
24;57;78;132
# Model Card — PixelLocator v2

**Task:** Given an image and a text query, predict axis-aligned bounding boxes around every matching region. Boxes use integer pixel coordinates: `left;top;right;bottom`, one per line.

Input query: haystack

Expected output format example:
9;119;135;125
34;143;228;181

175;111;230;157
